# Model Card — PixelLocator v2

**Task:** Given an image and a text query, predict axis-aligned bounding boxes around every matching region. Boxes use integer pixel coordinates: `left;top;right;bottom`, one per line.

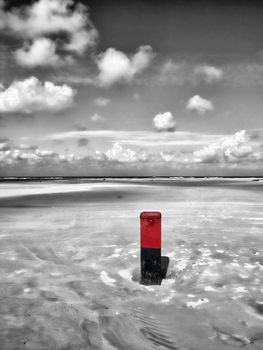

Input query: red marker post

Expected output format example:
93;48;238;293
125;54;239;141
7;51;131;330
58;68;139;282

140;212;169;285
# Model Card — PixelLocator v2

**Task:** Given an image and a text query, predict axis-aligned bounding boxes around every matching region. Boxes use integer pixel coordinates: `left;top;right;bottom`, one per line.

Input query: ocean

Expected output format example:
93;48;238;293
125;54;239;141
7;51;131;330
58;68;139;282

0;178;262;349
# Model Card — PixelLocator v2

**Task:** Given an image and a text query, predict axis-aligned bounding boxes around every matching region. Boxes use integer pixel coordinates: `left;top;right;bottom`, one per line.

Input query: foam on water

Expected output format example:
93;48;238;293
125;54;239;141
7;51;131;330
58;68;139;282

0;181;150;199
100;271;116;287
118;269;132;281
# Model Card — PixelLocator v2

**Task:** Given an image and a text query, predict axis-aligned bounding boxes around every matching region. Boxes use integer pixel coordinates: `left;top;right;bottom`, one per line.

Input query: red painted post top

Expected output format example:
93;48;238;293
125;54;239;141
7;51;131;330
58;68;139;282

140;211;161;249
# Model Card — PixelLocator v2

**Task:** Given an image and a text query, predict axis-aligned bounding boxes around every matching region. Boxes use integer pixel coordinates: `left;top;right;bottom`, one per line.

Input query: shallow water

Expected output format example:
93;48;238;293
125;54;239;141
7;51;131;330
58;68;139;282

0;178;263;350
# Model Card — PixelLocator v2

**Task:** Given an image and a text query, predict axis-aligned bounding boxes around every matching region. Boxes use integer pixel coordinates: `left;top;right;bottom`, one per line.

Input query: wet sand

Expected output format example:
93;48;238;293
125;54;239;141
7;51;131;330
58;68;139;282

0;179;263;349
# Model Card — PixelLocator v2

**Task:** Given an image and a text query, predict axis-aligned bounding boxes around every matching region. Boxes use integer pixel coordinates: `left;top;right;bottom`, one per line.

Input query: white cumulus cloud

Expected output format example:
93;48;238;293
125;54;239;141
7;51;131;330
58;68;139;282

153;112;176;132
104;142;147;163
0;77;75;113
97;46;154;87
64;28;97;55
1;0;98;67
186;95;214;115
194;65;223;83
193;130;253;163
14;38;71;68
0;146;75;167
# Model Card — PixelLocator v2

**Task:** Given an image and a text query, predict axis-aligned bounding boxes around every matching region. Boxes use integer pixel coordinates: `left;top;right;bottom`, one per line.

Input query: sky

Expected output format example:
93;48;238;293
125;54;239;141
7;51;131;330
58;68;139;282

0;0;263;176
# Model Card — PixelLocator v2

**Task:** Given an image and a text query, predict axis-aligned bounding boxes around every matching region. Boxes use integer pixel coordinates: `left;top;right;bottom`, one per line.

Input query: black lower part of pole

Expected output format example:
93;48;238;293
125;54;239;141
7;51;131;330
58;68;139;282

140;249;170;285
140;248;162;285
161;256;169;279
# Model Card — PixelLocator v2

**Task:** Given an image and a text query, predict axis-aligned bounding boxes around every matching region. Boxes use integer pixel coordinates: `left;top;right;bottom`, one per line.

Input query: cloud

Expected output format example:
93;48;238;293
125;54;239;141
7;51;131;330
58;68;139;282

46;129;221;148
2;130;262;176
64;28;97;55
193;130;254;163
90;113;104;123
0;77;75;113
0;146;75;167
160;152;174;162
0;140;10;151
194;65;223;83
0;0;4;27
157;60;187;86
101;143;187;165
157;62;223;86
97;46;154;86
14;38;72;68
1;0;98;67
53;75;94;86
94;97;111;107
152;61;225;87
153;112;176;132
104;142;147;163
18;144;38;151
56;46;154;87
186;95;214;115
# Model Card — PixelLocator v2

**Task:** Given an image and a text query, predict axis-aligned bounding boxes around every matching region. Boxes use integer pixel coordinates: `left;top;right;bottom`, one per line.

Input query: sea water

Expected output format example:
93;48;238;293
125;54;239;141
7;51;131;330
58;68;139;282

0;178;262;349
